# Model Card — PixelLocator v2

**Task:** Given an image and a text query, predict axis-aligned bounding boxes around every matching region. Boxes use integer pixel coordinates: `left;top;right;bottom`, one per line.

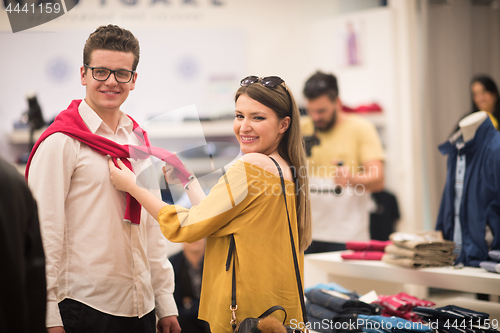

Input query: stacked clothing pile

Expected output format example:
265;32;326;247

382;231;455;268
479;250;500;274
341;240;393;261
413;305;499;333
374;292;434;322
358;315;432;333
305;283;381;333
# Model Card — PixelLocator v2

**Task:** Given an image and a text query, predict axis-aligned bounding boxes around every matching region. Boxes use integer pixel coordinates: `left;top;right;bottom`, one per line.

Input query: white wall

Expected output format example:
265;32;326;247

309;7;397;186
308;2;428;233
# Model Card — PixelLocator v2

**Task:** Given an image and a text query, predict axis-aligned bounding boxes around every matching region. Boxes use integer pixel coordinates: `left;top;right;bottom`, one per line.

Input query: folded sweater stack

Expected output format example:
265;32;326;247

413;305;499;333
479;250;500;273
382;231;455;268
358;315;432;333
305;283;381;333
341;240;393;261
374;292;435;322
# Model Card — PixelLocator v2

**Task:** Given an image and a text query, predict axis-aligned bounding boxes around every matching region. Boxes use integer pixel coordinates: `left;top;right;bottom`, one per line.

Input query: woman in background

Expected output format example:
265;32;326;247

468;75;499;130
109;76;312;333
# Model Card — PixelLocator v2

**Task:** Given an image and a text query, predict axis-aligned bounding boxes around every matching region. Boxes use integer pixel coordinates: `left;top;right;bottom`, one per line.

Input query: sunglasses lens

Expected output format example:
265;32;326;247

261;76;284;88
240;76;259;86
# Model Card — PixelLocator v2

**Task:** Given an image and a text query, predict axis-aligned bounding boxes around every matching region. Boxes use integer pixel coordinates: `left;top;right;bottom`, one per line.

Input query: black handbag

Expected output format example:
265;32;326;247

235;306;295;333
226;157;309;333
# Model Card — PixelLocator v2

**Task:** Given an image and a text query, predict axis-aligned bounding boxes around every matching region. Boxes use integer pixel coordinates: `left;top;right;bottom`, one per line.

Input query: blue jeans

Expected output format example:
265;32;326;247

306;302;338;321
58;298;156;333
308;316;334;333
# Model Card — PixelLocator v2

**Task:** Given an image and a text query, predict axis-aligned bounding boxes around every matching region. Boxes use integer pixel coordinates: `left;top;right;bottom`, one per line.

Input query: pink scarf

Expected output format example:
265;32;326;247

25;99;192;224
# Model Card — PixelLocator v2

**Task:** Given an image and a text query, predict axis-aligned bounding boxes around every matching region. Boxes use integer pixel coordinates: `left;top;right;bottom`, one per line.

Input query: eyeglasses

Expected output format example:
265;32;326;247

240;76;285;88
84;64;135;83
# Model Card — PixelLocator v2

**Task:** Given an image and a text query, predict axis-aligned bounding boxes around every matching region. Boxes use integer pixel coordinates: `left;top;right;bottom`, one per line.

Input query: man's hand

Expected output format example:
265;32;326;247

332;159;350;187
157;315;181;333
47;327;65;333
163;163;181;185
331;159;385;192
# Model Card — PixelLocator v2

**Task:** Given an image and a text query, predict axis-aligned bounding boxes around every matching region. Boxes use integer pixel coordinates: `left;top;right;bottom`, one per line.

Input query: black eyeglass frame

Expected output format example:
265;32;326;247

84;64;136;83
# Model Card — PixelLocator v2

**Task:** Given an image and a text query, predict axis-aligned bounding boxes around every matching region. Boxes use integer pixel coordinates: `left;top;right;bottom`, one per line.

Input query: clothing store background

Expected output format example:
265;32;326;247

1;0;499;256
422;0;500;229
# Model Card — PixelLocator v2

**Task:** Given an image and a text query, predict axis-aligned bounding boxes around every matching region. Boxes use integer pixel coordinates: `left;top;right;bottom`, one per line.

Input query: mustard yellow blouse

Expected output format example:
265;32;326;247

157;160;304;333
487;111;499;130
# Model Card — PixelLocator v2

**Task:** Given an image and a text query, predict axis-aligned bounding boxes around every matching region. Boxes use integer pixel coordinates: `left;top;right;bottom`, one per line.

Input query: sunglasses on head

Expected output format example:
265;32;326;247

240;76;285;88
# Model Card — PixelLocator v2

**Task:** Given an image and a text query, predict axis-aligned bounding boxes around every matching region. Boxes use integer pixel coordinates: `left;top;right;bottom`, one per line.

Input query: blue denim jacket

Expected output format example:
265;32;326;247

436;118;500;266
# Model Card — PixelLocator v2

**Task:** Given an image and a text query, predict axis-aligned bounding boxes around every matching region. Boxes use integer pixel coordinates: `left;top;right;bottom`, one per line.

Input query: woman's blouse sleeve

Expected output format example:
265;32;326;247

157;160;259;243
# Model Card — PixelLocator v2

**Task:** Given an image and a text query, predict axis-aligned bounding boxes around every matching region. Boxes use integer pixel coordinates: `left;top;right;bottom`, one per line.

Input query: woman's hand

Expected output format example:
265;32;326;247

108;158;137;193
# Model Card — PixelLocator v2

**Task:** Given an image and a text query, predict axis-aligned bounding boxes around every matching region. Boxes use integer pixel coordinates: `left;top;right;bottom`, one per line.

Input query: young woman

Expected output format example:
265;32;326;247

470;75;500;130
109;76;312;333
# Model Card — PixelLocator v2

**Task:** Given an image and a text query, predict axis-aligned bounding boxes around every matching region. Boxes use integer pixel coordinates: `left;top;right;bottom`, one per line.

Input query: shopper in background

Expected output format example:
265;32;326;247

468;75;499;130
0;157;47;333
109;75;312;333
301;71;385;254
26;25;180;333
169;239;211;333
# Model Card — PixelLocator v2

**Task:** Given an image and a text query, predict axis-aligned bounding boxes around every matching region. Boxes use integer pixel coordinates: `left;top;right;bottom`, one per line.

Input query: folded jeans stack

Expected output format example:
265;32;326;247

374;292;435;322
479;250;500;273
305;286;381;333
382;231;455;268
358;314;432;333
341;240;393;261
413;305;498;333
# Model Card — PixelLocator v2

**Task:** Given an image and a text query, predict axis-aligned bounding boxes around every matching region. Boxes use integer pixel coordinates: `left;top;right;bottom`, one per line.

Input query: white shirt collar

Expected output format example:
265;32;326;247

78;99;134;135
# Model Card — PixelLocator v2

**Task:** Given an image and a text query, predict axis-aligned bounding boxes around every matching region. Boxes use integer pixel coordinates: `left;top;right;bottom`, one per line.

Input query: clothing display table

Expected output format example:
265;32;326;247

304;251;500;296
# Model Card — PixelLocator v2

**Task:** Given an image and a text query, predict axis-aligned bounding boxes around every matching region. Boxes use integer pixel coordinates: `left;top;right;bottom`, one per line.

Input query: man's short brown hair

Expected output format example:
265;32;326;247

83;25;140;71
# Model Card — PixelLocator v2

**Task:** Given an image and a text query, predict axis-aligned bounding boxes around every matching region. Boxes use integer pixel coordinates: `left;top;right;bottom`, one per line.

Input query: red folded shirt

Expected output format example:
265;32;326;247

25;99;192;225
342;103;383;113
376;292;435;322
346;240;393;252
341;251;385;261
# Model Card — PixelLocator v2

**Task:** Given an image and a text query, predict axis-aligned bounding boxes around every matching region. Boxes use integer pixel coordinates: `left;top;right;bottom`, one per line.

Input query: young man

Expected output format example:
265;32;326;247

27;25;181;333
302;71;385;254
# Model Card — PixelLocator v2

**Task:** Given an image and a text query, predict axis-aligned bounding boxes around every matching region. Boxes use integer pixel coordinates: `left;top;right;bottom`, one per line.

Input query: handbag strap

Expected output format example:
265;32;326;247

226;234;237;329
225;156;309;330
269;156;309;326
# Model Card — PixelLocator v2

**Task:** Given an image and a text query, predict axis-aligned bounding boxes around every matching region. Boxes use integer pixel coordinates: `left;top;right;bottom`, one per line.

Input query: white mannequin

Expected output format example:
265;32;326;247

459;111;488;142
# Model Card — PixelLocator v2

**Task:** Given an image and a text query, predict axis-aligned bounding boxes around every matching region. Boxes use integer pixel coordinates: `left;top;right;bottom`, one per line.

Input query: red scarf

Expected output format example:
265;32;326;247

25;99;192;224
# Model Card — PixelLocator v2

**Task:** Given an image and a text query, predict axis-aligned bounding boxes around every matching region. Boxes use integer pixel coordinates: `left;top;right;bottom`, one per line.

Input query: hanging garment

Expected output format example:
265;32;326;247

370;190;400;241
436;118;500;266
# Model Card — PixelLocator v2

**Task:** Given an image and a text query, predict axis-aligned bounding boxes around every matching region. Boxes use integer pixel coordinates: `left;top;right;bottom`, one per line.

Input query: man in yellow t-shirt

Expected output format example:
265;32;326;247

301;71;385;254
